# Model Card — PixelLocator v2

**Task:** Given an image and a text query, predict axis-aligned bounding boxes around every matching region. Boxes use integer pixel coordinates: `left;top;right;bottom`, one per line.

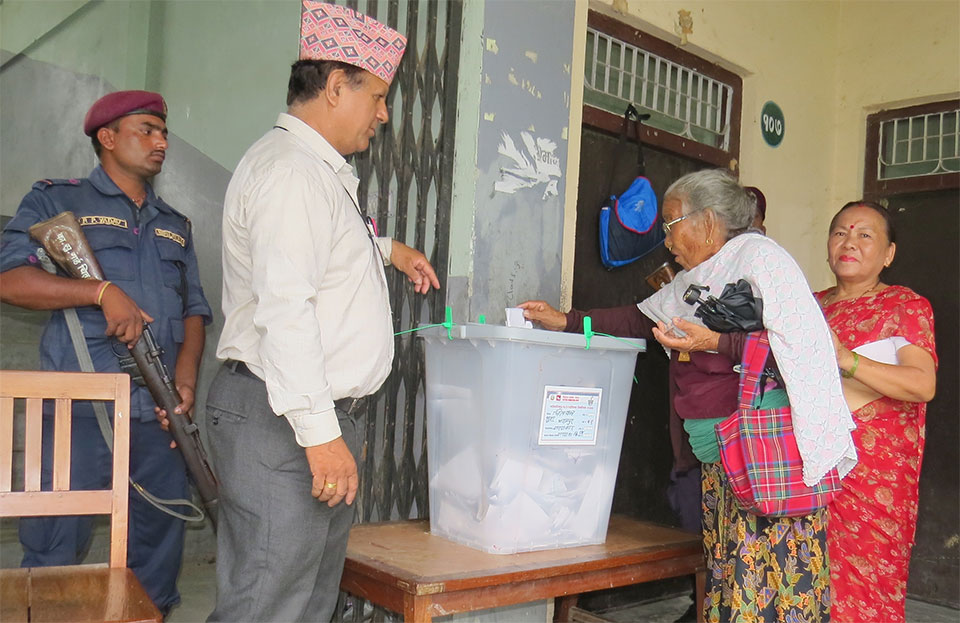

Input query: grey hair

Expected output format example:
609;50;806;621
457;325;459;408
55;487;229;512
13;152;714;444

664;169;756;239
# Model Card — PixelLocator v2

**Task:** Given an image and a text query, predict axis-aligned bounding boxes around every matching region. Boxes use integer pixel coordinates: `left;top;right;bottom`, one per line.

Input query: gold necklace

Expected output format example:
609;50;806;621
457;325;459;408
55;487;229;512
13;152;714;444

826;281;881;305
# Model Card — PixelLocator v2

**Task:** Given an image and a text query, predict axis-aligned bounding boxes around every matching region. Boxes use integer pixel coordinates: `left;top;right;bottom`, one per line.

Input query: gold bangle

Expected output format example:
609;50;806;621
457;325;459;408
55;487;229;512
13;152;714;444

841;352;860;379
96;281;112;307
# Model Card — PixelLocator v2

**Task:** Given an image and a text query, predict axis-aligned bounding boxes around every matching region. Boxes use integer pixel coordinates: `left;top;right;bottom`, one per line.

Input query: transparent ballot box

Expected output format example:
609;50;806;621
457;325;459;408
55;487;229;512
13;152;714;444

420;324;644;554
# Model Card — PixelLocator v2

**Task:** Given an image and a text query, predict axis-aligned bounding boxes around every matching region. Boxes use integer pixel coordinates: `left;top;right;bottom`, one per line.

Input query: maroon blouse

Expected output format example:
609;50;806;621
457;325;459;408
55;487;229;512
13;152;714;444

564;304;776;472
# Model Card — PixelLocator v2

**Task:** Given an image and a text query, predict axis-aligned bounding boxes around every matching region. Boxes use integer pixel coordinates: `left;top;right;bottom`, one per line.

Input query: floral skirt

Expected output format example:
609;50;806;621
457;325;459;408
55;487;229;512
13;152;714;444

702;462;832;623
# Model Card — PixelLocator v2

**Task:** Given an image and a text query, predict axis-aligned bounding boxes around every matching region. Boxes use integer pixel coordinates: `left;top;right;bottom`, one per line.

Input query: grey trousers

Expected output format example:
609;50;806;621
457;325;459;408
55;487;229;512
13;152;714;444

205;364;362;623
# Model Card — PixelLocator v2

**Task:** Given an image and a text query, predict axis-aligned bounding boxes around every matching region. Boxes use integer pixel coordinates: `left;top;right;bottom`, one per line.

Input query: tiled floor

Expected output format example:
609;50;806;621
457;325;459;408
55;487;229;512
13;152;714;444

168;560;217;622
168;559;960;623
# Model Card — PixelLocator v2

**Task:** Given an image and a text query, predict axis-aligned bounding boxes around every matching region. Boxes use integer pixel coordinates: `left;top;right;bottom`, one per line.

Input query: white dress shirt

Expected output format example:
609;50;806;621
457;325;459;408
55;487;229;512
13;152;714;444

217;113;395;447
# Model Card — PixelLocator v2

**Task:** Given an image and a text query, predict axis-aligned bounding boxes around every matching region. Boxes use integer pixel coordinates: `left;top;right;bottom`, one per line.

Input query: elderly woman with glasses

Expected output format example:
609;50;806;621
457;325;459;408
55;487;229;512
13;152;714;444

521;169;854;622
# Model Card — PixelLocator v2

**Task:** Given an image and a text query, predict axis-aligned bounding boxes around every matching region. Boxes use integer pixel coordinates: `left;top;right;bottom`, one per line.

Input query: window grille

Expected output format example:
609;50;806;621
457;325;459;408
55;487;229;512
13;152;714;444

877;108;960;181
584;27;734;151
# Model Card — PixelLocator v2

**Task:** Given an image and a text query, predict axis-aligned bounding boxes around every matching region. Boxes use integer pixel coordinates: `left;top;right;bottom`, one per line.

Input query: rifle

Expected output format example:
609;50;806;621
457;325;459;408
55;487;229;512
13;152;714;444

30;211;219;528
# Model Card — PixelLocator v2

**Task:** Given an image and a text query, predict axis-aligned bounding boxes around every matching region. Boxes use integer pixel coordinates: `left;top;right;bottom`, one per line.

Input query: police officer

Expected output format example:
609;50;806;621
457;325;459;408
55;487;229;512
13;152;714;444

0;90;212;615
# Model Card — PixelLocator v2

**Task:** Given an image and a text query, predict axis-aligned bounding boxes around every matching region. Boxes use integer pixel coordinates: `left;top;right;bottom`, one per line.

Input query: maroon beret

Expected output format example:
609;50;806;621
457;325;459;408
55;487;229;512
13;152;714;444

83;90;167;137
744;186;767;221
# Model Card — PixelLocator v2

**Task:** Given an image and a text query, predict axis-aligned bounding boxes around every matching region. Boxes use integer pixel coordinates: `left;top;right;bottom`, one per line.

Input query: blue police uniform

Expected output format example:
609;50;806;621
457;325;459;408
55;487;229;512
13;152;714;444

0;165;212;611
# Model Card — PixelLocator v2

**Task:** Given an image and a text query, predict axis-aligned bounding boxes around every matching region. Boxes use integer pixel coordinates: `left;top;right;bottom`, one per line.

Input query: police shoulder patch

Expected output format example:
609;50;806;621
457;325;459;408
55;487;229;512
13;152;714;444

157;198;189;222
32;178;82;191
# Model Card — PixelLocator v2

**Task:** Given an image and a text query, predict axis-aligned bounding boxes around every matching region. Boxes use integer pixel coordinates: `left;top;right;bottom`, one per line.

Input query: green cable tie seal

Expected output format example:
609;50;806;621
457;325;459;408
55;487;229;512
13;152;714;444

594;331;646;351
443;306;454;340
477;314;486;325
394;323;444;336
583;316;593;350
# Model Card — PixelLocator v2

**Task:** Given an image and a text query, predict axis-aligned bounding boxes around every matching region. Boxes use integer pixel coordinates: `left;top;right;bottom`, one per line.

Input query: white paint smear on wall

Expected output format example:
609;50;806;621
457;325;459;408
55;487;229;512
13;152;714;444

494;131;562;200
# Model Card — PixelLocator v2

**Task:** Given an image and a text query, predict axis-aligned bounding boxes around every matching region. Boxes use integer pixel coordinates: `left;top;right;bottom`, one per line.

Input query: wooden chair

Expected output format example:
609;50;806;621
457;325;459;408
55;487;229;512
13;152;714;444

0;370;162;623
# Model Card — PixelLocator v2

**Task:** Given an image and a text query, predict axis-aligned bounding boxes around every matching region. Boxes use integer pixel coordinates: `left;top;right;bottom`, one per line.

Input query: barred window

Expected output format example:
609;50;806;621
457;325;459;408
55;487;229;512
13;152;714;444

585;27;734;151
583;10;742;168
877;108;959;181
865;100;960;197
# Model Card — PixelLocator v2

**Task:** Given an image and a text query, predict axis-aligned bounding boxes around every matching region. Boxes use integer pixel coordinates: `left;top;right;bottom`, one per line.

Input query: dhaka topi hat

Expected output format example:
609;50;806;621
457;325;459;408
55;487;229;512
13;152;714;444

299;1;407;85
84;90;167;137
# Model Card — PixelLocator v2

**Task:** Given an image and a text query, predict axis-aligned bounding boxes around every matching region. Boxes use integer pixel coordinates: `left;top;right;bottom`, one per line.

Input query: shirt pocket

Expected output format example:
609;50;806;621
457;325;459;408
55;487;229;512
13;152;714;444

169;317;185;345
155;237;188;294
83;226;136;282
77;307;109;340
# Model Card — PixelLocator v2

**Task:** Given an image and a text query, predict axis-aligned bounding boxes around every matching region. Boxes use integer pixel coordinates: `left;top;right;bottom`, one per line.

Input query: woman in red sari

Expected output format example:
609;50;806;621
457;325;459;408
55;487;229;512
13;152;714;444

817;201;937;623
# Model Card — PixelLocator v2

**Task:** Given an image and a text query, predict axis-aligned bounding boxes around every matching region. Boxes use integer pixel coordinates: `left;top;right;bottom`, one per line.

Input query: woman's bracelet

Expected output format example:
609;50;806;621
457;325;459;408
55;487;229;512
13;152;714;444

96;281;113;307
841;351;860;379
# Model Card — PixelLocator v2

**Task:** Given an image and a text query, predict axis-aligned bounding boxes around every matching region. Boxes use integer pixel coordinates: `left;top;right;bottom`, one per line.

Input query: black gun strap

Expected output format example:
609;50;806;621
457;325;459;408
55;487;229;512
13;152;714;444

36;249;115;450
36;248;204;523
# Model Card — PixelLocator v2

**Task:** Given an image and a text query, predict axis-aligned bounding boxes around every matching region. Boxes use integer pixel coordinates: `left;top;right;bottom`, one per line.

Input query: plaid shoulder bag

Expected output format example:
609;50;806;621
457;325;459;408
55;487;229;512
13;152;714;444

715;330;842;517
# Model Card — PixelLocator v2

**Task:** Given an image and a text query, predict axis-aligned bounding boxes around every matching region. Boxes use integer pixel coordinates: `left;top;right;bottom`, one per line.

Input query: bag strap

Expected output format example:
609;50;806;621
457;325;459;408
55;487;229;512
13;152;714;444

737;330;772;409
605;104;651;198
629;104;649;177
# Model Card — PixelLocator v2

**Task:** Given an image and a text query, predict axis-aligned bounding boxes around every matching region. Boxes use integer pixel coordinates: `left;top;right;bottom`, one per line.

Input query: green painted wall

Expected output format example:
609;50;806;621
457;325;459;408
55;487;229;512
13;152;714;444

148;0;299;171
0;0;88;57
0;0;147;91
0;0;307;173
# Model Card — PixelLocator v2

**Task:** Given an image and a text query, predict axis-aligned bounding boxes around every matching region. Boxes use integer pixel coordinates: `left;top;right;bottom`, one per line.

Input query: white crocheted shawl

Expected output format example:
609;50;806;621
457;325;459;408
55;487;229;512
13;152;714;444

637;233;857;485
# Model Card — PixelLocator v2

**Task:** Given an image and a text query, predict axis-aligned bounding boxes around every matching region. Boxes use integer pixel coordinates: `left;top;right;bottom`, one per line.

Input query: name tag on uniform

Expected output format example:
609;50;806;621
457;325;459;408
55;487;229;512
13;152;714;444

78;216;128;229
155;228;186;247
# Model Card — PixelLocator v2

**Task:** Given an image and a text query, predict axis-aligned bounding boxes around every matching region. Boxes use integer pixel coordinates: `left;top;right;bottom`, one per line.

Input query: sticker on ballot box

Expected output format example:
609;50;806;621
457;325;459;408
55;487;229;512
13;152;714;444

538;386;602;445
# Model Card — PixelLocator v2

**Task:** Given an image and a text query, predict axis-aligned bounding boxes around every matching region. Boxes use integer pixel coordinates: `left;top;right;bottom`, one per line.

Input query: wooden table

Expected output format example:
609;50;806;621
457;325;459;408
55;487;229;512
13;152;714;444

341;515;705;622
0;566;161;623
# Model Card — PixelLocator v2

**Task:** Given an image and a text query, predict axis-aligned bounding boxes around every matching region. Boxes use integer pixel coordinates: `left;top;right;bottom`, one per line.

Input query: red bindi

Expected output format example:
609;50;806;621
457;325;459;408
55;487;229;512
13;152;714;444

849;225;854;229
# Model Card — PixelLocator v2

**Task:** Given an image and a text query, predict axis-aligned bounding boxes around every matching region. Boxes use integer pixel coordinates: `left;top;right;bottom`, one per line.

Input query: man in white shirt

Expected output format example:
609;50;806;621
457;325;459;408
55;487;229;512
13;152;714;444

205;3;438;620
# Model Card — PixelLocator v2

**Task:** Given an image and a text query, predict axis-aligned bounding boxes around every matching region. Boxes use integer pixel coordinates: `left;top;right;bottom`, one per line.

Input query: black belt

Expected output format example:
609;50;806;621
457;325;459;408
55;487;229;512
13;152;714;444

224;359;368;416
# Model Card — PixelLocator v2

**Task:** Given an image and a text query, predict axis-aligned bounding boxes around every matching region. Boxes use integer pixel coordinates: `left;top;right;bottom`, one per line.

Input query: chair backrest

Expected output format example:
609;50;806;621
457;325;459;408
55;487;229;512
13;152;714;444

0;370;131;568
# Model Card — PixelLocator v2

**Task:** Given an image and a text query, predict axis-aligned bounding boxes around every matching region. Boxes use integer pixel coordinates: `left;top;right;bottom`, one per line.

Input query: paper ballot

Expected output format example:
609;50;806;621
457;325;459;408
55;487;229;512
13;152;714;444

505;307;533;329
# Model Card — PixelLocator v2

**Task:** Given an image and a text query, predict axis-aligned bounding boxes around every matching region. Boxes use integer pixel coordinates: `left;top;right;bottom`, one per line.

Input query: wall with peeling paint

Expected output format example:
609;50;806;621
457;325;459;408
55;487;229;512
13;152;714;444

587;0;959;290
448;0;581;324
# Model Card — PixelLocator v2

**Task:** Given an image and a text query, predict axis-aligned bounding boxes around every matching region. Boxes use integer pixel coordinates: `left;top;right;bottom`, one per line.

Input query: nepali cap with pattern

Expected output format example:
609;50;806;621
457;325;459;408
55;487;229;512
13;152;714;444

299;1;407;85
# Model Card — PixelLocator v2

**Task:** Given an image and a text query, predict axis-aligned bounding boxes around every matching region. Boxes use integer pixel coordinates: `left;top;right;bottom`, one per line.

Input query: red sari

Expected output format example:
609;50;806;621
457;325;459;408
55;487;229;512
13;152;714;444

816;285;937;623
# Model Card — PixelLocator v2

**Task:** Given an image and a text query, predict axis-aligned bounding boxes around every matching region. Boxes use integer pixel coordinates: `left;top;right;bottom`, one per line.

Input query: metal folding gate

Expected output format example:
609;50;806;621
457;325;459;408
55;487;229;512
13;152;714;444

347;0;461;525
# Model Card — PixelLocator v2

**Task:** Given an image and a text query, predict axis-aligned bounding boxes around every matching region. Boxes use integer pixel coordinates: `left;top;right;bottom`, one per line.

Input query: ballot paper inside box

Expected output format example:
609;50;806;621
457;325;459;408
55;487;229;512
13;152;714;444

420;324;645;554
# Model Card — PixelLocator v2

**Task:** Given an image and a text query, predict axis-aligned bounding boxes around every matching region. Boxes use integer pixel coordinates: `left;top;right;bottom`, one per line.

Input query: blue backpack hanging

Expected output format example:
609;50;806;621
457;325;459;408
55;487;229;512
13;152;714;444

599;105;665;269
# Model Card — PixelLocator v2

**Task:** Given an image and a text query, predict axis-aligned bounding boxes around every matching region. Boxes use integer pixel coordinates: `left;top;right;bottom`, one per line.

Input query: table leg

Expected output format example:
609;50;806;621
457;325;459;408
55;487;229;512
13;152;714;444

696;569;706;623
554;594;579;622
403;593;432;623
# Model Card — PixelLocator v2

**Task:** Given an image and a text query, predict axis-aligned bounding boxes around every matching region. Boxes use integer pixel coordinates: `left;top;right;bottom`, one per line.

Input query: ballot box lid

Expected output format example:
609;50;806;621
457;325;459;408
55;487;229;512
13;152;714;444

418;323;645;352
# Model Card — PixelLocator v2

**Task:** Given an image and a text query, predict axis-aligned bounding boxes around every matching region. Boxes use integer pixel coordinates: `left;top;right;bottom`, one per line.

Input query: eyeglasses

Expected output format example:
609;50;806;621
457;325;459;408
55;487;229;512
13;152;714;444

662;208;703;235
